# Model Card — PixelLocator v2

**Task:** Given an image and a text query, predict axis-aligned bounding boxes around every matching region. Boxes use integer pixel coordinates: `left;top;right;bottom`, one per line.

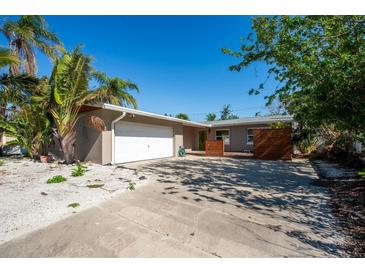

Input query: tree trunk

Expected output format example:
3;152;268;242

60;130;77;164
0;105;5;156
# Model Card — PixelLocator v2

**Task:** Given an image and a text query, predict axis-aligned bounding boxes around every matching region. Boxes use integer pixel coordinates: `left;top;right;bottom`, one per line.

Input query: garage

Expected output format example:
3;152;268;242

114;121;174;163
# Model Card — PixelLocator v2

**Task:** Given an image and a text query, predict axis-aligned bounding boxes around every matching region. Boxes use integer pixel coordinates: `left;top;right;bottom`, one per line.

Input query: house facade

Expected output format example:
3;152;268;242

183;116;293;153
69;103;293;165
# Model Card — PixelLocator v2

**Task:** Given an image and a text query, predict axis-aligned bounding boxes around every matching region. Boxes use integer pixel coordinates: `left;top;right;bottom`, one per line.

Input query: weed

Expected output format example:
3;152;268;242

47;175;66;184
86;184;104;188
359;169;365;179
71;162;87;177
68;202;80;208
0;160;4;166
128;181;136;191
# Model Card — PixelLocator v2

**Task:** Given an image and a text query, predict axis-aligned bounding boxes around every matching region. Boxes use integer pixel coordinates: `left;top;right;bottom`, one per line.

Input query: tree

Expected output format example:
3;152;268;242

1;15;62;76
0;47;38;155
48;47;101;164
0;48;19;68
0;78;49;158
222;16;365;137
206;112;216;121
220;104;239;120
266;99;287;116
93;71;139;108
175;113;189;120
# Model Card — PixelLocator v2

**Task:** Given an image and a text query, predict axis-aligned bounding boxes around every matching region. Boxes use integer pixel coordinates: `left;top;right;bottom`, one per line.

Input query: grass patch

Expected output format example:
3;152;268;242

0;160;4;166
71;162;87;177
68;202;80;208
86;183;104;188
128;181;136;191
47;175;67;184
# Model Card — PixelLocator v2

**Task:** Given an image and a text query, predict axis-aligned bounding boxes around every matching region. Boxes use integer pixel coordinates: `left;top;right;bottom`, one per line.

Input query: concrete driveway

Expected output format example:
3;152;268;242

0;156;345;257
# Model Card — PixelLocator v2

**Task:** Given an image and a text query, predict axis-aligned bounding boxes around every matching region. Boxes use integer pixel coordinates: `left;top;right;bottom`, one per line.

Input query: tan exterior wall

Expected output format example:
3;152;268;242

74;115;103;164
183;126;200;151
75;109;186;165
102;131;112;165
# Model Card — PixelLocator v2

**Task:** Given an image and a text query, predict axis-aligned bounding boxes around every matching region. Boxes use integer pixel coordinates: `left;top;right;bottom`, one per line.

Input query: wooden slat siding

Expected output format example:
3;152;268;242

253;128;292;160
205;140;224;156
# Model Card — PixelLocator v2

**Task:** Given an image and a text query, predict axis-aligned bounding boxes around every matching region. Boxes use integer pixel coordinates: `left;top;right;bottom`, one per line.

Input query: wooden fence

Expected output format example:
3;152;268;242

253;128;292;160
205;140;224;157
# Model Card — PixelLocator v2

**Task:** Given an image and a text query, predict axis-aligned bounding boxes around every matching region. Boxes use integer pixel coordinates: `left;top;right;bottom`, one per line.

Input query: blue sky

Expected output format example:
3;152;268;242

5;16;278;121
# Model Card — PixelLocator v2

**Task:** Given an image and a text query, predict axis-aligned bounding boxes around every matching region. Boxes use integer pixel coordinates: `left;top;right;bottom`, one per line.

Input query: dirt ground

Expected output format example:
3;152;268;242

0;156;149;244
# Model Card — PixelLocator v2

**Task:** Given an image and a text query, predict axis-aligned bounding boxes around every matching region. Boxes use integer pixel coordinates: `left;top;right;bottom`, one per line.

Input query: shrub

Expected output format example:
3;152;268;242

359;170;365;179
47;175;66;184
0;160;4;166
128;181;136;191
68;202;80;208
71;162;87;177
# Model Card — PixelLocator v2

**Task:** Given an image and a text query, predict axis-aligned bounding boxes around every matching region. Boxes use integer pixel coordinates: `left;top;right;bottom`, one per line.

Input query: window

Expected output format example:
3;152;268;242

247;128;254;144
216;130;230;145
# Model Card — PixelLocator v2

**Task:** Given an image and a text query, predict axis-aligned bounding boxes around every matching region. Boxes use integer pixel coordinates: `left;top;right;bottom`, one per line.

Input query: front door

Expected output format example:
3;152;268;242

198;131;207;151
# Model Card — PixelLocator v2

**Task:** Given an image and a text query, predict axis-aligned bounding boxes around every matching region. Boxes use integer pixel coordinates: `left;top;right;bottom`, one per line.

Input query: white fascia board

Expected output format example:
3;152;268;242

209;117;294;127
102;103;210;128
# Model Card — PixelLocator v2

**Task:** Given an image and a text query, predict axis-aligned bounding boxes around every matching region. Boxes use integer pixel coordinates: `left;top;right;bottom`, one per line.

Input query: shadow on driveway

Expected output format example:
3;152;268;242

142;157;345;256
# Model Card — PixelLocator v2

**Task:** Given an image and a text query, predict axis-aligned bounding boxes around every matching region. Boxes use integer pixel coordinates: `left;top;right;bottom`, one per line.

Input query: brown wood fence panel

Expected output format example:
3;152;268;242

205;140;224;156
253;128;292;160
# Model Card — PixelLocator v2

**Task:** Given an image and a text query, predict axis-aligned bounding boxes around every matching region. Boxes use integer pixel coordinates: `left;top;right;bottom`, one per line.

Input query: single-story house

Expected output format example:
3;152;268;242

72;103;293;165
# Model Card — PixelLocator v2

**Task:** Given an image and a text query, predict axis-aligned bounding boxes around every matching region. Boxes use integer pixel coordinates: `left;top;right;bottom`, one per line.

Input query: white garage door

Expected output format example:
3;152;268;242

114;121;174;163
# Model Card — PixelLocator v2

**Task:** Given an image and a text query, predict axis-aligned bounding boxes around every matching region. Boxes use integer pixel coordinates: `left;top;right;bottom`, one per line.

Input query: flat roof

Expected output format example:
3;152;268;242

204;115;294;127
88;103;293;128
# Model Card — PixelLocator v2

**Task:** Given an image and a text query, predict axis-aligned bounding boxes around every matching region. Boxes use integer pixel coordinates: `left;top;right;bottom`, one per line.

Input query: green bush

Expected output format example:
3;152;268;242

71;162;87;177
128;181;136;191
68;202;80;208
359;170;365;179
0;160;4;166
47;175;67;184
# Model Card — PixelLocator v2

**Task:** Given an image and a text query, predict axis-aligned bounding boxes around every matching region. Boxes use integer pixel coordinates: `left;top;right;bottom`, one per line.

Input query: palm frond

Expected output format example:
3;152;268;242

0;48;20;69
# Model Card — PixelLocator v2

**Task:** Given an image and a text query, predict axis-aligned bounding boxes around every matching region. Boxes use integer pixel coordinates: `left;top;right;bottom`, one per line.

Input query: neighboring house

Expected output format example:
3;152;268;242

69;103;293;165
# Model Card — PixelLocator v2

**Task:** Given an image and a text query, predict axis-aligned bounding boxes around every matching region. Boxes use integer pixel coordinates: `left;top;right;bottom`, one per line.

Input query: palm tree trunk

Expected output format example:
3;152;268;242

0;105;6;156
60;130;76;164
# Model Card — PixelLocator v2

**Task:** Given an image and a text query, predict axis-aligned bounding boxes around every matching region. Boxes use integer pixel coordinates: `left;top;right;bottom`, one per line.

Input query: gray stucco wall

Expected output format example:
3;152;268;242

207;124;270;152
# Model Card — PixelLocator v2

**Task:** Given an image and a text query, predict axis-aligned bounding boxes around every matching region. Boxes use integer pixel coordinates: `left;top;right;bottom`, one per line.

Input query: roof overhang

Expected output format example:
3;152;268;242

206;116;294;127
82;103;293;128
101;103;210;128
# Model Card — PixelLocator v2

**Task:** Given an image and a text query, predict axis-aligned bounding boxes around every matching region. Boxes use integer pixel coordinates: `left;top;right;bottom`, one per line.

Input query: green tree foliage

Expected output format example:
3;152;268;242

48;47;101;164
1;15;62;76
175;113;190;120
222;16;365;136
206;112;216;121
92;71;139;108
0;78;51;158
220;104;239;120
270;121;291;129
0;48;19;68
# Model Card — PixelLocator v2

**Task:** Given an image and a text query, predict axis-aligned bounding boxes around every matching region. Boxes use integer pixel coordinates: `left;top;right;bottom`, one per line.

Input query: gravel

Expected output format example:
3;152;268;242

0;157;149;244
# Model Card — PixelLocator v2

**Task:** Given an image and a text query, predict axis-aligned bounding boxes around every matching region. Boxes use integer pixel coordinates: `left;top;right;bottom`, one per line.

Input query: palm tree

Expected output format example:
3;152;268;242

93;71;139;108
175;113;189;120
1;15;62;76
206;113;216;121
48;48;102;164
0;47;19;68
